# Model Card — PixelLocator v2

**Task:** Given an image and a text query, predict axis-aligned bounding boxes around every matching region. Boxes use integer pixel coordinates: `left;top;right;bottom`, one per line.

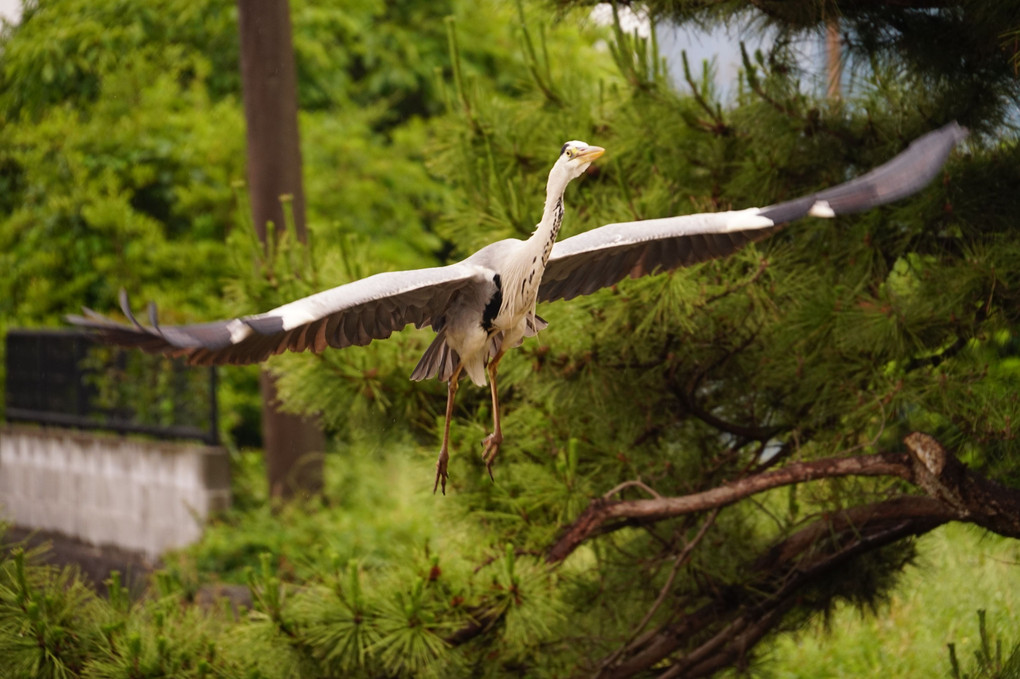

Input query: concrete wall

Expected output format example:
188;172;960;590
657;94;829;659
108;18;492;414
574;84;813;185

0;425;230;559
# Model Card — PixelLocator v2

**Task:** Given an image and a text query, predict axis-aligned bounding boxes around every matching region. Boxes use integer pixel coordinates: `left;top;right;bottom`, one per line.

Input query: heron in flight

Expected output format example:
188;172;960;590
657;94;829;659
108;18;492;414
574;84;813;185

69;123;965;493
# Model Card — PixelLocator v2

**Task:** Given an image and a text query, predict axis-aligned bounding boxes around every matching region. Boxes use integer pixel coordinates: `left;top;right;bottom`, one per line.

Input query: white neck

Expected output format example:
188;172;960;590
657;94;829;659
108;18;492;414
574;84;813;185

530;165;571;249
494;165;573;329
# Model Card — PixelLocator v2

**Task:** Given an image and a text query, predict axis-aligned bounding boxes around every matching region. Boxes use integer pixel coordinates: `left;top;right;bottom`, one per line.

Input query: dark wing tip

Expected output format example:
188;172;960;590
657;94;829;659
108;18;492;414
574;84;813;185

67;291;244;360
759;121;965;224
118;288;145;330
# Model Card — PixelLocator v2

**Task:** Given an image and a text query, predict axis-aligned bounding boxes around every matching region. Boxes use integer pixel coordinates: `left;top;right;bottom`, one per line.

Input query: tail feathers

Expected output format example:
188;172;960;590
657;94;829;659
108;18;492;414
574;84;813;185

487;334;502;361
413;328;490;386
412;315;550;386
528;313;548;335
411;328;457;382
411;328;490;386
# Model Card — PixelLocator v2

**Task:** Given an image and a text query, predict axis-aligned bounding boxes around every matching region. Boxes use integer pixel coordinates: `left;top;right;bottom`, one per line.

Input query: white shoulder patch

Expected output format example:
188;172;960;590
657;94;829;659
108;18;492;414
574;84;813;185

227;319;252;343
808;200;836;218
723;208;775;232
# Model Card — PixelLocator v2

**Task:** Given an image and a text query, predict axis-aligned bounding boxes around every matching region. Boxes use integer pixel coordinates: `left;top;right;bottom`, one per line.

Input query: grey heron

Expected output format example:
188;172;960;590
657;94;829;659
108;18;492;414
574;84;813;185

68;122;965;493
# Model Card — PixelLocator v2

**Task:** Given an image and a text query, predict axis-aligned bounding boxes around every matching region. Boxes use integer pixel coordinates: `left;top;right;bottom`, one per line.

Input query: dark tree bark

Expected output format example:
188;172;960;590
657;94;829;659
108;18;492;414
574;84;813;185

572;433;1020;677
237;0;324;499
445;432;1020;676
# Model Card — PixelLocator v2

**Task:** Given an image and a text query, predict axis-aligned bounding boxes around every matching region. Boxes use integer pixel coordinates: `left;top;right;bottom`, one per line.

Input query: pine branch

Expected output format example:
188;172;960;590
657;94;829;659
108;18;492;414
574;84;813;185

546;432;1020;676
674;383;784;442
738;42;858;145
672;323;783;443
666;510;946;678
548;452;912;563
595;509;720;674
903;296;989;373
592;496;952;677
551;431;1020;563
680;51;730;135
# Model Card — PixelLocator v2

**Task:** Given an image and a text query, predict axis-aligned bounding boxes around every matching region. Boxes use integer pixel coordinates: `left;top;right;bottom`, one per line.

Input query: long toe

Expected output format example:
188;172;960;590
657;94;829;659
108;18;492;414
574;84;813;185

434;464;448;495
434;450;450;495
481;434;503;482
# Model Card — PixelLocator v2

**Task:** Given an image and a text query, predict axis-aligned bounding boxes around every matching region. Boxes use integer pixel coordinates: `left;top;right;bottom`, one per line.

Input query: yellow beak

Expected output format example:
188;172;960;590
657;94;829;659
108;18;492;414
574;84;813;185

576;145;605;163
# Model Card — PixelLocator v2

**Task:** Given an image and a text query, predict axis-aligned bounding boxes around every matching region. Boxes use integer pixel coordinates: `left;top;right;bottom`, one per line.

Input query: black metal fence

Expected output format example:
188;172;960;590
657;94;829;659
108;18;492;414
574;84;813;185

4;329;219;445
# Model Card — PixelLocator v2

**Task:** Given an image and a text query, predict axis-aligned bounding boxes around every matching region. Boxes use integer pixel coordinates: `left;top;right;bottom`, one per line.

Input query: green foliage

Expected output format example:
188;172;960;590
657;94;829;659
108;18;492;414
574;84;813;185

80;346;216;435
0;544;99;678
0;0;239;119
3;0;1020;675
767;524;1020;677
0;0;245;423
595;0;1020;128
0;528;252;678
238;0;1020;672
5;514;1020;678
164;446;442;584
0;0;549;429
948;610;1020;679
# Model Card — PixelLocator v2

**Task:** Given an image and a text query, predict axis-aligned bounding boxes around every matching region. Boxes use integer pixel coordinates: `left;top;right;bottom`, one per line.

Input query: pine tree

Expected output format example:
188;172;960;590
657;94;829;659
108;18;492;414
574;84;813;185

270;0;1020;674
4;0;1020;677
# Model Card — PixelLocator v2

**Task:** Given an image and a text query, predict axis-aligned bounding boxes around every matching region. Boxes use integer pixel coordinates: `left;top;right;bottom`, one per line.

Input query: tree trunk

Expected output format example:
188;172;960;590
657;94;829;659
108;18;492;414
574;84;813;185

237;0;324;499
826;18;842;100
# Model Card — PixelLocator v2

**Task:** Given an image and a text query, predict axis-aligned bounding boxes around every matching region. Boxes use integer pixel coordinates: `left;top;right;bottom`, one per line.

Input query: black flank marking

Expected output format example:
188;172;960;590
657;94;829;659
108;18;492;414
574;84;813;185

482;274;502;330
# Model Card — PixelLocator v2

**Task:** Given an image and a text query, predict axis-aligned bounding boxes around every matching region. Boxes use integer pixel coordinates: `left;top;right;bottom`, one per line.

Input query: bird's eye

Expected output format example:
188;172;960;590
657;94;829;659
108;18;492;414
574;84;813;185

560;143;571;157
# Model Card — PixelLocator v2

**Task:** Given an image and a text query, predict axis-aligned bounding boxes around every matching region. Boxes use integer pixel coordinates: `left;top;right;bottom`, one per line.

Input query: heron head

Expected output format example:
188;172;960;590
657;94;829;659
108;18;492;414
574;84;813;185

556;140;605;180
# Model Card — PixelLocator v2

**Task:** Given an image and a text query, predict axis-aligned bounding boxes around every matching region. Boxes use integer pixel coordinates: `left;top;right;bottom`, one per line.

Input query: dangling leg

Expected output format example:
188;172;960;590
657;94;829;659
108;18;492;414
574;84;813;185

434;363;464;495
481;347;507;481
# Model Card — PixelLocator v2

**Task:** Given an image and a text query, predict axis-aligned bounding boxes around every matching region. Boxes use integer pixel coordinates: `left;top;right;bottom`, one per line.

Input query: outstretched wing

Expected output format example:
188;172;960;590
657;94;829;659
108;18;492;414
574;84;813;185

539;122;966;303
68;262;496;365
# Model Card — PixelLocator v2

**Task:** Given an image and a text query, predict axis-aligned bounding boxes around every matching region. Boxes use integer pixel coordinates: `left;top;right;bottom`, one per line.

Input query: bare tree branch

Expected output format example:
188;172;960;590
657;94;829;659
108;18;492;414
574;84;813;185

445;433;1020;676
553;432;1020;677
675;513;948;678
549;452;912;562
552;431;1020;565
598;500;952;678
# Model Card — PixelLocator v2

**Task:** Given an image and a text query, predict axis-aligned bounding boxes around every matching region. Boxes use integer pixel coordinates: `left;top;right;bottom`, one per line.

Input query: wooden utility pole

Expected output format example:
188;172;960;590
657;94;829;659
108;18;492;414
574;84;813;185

826;18;842;100
237;0;325;499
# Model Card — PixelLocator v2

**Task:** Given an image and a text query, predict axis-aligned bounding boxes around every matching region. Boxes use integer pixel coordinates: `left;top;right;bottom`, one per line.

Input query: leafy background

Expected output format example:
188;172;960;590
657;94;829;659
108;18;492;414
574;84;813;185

2;0;1020;676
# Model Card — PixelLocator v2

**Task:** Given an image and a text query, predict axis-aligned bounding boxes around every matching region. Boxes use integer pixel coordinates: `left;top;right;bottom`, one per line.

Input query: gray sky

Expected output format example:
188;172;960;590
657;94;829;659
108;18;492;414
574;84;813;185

590;5;826;101
0;0;19;23
661;23;748;95
661;22;829;100
591;4;755;98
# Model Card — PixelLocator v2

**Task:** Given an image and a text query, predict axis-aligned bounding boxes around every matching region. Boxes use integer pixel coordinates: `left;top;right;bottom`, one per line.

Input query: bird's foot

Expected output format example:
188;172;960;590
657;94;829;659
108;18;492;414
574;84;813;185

481;432;503;482
433;448;450;495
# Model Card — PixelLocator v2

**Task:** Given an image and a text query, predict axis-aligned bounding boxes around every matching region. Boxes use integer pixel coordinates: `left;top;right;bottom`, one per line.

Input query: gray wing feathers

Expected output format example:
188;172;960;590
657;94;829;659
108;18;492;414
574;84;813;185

758;121;967;223
540;223;781;302
539;122;964;304
69;264;490;366
69;123;964;364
